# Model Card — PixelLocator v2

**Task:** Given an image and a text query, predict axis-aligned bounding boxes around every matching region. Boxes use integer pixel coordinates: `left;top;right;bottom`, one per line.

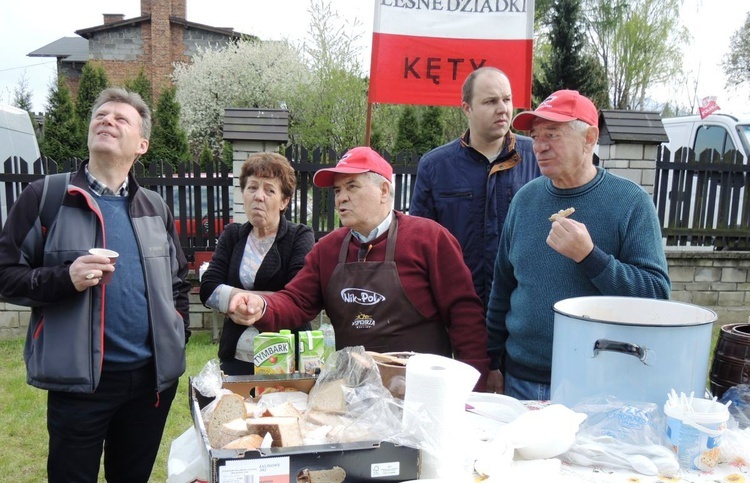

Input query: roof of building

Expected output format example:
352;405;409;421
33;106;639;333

223;109;289;143
27;37;89;63
598;109;669;145
75;15;246;39
28;13;251;62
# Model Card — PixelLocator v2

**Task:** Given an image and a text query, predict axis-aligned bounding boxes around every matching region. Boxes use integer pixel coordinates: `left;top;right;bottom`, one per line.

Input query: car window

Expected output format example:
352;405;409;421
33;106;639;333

694;125;734;159
737;125;750;160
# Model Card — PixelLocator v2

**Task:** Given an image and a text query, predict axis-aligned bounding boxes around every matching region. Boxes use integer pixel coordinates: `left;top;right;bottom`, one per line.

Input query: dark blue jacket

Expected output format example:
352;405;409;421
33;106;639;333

410;131;540;307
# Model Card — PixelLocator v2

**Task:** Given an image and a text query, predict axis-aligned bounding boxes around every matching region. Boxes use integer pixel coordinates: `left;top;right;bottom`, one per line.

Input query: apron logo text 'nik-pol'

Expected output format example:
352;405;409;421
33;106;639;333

340;288;386;305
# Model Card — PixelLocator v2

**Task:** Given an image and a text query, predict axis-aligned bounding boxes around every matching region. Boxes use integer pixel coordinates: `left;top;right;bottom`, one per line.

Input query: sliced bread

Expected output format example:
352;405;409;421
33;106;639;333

263;400;302;419
246;416;303;447
309;379;346;414
207;393;247;448
222;433;264;450
214;417;251;449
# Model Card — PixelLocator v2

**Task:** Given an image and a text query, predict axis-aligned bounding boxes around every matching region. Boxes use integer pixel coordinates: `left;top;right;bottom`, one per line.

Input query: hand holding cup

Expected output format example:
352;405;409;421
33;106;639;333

88;248;119;284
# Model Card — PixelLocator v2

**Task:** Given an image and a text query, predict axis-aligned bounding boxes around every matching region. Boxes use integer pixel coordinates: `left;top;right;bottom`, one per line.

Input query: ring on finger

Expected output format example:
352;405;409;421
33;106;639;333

85;273;95;280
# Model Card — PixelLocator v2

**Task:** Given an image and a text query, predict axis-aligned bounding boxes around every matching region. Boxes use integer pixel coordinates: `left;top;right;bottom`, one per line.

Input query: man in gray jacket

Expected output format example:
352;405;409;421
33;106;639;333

0;88;190;483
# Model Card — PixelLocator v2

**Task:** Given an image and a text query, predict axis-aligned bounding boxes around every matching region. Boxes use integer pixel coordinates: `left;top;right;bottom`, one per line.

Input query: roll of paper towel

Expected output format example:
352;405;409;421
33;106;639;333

403;354;480;478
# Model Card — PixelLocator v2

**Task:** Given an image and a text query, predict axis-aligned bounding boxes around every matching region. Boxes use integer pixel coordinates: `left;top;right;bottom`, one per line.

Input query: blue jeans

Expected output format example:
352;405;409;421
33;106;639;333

504;372;551;401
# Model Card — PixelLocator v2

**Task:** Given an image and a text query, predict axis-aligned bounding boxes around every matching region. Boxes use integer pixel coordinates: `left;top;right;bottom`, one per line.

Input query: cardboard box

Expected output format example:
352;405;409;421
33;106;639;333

190;374;420;482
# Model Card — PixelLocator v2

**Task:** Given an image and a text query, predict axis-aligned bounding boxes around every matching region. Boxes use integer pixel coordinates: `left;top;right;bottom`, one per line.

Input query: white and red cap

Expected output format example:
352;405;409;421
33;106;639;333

313;147;394;188
512;90;599;131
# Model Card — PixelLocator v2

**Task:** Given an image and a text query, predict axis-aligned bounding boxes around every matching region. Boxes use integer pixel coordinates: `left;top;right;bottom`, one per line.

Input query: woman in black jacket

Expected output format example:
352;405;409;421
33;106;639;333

200;153;314;375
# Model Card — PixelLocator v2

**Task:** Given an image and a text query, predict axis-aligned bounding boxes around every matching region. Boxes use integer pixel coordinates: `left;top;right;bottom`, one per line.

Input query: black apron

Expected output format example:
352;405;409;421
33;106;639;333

324;214;452;356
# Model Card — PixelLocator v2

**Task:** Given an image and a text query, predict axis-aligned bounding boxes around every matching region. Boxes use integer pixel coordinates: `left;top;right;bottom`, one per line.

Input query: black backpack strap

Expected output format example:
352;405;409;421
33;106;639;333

39;172;71;235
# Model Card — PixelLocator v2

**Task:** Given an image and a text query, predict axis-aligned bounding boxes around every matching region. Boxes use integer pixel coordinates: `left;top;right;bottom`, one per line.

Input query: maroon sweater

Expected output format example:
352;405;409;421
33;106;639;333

258;211;490;388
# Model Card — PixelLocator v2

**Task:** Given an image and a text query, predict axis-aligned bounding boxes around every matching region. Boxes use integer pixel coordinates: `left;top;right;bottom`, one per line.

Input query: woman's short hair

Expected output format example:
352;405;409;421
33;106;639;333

239;152;297;201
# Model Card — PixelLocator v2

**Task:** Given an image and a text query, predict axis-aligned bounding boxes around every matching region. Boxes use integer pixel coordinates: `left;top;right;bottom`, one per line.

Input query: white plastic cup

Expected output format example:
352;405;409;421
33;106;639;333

664;398;729;472
88;248;119;284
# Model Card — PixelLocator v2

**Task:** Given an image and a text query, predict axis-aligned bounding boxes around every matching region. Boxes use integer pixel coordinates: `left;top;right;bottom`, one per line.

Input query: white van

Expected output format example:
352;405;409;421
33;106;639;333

0;104;42;222
661;113;750;161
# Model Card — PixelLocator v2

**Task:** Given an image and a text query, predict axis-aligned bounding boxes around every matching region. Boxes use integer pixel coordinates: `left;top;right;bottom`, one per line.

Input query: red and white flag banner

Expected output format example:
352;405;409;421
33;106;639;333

698;96;720;119
368;0;535;108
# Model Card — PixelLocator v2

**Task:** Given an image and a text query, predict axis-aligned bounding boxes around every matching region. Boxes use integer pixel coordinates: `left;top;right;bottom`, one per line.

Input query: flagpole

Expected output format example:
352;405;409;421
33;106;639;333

365;102;373;147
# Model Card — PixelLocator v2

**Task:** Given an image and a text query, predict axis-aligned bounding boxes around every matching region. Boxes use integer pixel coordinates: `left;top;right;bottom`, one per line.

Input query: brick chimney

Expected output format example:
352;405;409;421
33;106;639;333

143;0;187;95
102;14;125;24
141;0;186;18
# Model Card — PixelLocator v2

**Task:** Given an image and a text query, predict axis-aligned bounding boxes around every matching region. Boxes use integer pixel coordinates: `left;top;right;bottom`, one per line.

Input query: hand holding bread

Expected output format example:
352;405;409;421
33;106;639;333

549;207;575;222
546;208;595;263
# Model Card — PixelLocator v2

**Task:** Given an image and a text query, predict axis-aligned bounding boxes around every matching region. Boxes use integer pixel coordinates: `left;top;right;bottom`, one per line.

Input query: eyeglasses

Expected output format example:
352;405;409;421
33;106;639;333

357;244;372;262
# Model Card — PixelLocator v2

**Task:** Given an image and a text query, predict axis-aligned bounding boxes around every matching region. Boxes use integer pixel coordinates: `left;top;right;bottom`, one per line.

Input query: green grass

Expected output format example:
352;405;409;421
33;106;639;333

0;331;217;483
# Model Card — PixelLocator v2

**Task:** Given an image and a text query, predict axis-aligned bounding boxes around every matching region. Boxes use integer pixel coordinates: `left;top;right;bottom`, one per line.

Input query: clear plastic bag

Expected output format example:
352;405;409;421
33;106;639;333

719;384;750;429
192;358;223;398
301;346;427;449
560;396;679;476
192;359;234;426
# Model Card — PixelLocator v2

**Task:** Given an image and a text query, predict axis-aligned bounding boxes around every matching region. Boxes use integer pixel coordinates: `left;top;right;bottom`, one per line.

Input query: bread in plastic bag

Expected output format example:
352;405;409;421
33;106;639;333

301;346;429;450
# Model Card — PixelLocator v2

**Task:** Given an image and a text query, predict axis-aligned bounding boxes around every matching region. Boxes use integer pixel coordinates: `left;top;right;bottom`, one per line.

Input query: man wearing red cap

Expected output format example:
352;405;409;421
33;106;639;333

227;147;490;389
486;90;670;400
410;67;540;308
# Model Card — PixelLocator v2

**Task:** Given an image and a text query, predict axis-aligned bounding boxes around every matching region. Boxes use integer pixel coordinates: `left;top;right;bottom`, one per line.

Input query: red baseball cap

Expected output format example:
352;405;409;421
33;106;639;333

512;90;599;131
313;147;394;188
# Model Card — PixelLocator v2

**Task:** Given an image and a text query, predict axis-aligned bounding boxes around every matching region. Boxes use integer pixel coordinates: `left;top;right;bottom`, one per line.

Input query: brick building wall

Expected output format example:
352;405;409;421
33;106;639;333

66;0;239;101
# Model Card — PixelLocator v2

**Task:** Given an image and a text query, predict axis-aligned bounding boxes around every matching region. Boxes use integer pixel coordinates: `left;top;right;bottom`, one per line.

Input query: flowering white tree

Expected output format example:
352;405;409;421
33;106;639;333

172;39;308;157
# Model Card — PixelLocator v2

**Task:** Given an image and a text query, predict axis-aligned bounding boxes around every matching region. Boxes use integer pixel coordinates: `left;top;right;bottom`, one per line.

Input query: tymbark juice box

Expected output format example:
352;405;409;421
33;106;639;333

253;331;295;374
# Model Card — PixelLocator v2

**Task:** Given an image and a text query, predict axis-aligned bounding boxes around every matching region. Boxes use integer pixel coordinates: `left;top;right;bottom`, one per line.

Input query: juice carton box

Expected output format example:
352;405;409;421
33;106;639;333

298;330;325;374
253;331;295;375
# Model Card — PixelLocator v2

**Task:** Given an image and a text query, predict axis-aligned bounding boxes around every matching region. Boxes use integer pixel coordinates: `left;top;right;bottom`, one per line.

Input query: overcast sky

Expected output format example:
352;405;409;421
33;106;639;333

1;0;748;114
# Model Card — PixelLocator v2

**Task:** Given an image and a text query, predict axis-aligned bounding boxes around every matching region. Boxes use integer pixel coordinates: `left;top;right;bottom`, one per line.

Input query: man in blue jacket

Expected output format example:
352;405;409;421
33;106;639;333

410;67;540;307
0;88;190;483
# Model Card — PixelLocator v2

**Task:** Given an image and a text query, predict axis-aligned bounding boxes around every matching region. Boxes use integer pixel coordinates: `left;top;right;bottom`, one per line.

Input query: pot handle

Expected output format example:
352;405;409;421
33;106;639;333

593;339;649;365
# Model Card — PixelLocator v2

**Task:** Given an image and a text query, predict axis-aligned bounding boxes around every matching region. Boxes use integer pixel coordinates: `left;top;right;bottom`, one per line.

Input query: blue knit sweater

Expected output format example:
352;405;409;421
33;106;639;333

486;167;671;383
98;195;152;366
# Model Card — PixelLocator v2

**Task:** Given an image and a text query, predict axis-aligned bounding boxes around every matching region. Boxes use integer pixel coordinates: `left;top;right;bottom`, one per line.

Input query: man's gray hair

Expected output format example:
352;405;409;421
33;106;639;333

91;87;152;140
570;119;592;135
364;172;395;202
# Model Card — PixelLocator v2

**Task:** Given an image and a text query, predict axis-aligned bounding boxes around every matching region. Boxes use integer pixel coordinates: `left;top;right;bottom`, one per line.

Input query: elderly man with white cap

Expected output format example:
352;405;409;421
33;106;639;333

485;90;671;400
228;146;490;390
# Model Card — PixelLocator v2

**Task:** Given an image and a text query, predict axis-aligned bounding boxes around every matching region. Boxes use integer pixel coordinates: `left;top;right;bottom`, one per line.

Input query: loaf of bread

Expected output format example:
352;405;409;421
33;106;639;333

221;433;264;450
246;416;303;447
207;394;247;448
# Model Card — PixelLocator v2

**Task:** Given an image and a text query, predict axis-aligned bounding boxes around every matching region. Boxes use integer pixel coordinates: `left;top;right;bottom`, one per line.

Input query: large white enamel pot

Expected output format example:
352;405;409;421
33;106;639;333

551;296;716;408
